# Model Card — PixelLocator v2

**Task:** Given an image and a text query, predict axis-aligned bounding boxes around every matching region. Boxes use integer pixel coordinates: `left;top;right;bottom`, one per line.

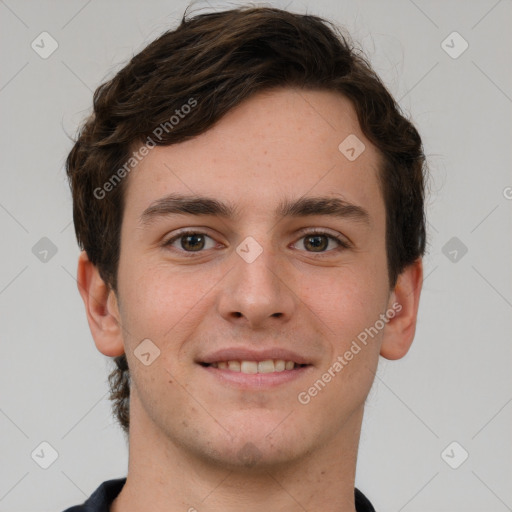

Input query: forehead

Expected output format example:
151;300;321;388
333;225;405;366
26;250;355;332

123;87;384;222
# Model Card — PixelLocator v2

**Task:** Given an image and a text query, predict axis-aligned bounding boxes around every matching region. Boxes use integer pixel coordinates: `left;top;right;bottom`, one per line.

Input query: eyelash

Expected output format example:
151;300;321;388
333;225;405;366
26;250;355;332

162;228;350;256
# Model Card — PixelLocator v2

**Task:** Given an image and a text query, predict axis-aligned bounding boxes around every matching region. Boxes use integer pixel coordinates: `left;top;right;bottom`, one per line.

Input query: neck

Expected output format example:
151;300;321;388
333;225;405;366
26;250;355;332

112;396;363;512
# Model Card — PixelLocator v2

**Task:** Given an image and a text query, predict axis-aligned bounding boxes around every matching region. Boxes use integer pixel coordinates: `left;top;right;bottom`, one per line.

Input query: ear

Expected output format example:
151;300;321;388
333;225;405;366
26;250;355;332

76;251;125;357
380;258;423;360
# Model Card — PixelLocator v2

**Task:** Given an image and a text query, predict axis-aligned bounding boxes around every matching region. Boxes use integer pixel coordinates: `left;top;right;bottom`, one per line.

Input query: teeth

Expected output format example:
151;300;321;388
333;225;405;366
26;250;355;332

208;359;300;374
227;360;241;372
274;360;285;372
240;361;258;374
258;360;275;373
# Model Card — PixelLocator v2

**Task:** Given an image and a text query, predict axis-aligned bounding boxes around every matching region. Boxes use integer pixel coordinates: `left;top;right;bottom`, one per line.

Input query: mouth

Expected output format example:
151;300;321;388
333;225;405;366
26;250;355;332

200;359;309;374
196;348;314;389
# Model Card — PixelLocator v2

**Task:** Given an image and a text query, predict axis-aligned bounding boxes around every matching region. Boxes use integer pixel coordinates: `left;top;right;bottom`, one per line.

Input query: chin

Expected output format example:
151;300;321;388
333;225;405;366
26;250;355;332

182;419;313;472
203;440;306;473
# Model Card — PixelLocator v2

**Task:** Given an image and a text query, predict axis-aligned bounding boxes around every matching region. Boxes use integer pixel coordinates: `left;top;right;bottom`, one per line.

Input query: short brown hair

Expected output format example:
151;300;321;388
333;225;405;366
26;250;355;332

66;5;427;435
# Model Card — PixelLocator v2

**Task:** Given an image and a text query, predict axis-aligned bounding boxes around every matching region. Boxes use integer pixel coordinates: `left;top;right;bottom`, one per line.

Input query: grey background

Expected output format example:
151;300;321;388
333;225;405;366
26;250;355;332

1;0;511;511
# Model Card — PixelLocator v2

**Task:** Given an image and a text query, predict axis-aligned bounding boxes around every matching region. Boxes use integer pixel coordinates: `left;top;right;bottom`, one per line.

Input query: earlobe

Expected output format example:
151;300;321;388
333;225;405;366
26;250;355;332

76;251;125;357
380;258;423;360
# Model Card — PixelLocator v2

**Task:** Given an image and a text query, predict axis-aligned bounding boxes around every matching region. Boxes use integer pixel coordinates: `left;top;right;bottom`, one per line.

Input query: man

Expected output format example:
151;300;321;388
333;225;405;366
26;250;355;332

63;4;426;511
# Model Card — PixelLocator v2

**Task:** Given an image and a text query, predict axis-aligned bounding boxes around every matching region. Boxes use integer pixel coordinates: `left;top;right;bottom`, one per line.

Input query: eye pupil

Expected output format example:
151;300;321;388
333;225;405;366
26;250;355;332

182;234;205;251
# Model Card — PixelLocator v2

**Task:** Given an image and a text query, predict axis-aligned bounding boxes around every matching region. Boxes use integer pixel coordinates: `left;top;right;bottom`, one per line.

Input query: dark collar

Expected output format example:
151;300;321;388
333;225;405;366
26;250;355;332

64;478;376;511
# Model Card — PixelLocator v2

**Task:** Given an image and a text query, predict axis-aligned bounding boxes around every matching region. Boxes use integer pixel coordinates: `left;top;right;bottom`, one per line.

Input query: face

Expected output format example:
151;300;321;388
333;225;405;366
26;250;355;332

114;87;393;469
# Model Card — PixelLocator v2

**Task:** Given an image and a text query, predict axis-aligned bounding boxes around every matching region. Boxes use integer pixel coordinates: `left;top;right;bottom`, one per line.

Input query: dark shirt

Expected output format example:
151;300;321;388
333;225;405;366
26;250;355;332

62;478;376;511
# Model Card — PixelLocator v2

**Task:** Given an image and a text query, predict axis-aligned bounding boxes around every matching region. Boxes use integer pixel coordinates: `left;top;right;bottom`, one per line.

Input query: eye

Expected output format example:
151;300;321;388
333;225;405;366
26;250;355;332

293;229;350;254
162;229;350;256
163;230;218;253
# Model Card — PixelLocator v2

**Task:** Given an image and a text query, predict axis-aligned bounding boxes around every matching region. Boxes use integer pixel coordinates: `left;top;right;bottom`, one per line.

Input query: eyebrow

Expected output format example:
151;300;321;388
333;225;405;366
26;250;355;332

139;193;370;226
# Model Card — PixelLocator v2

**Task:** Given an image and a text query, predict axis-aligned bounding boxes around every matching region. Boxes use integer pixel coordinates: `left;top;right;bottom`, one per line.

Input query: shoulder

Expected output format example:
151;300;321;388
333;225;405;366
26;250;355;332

355;487;376;512
61;478;126;512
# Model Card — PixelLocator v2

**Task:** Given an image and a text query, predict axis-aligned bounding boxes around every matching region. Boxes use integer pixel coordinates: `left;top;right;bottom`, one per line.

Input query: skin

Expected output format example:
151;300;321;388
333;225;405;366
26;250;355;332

78;87;423;512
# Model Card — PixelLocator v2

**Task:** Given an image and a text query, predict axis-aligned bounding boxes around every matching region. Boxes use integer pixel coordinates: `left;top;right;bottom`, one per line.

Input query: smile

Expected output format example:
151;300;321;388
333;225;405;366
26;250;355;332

203;359;307;374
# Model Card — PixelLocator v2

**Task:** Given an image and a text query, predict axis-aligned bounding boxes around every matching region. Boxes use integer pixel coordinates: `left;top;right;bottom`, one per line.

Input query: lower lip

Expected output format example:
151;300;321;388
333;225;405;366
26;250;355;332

200;364;313;389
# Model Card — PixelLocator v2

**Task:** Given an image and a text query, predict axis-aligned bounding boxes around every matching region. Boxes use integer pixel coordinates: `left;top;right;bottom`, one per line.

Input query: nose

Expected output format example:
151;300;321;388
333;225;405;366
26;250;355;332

216;238;297;329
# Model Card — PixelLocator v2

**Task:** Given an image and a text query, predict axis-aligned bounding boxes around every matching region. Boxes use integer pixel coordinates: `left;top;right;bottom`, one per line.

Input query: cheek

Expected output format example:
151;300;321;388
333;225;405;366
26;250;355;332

117;265;205;414
296;270;386;419
298;262;389;341
118;261;221;347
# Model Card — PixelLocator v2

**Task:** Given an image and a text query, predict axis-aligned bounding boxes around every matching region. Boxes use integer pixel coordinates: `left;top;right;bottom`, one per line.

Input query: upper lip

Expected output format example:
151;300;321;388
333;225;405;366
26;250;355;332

197;348;312;365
